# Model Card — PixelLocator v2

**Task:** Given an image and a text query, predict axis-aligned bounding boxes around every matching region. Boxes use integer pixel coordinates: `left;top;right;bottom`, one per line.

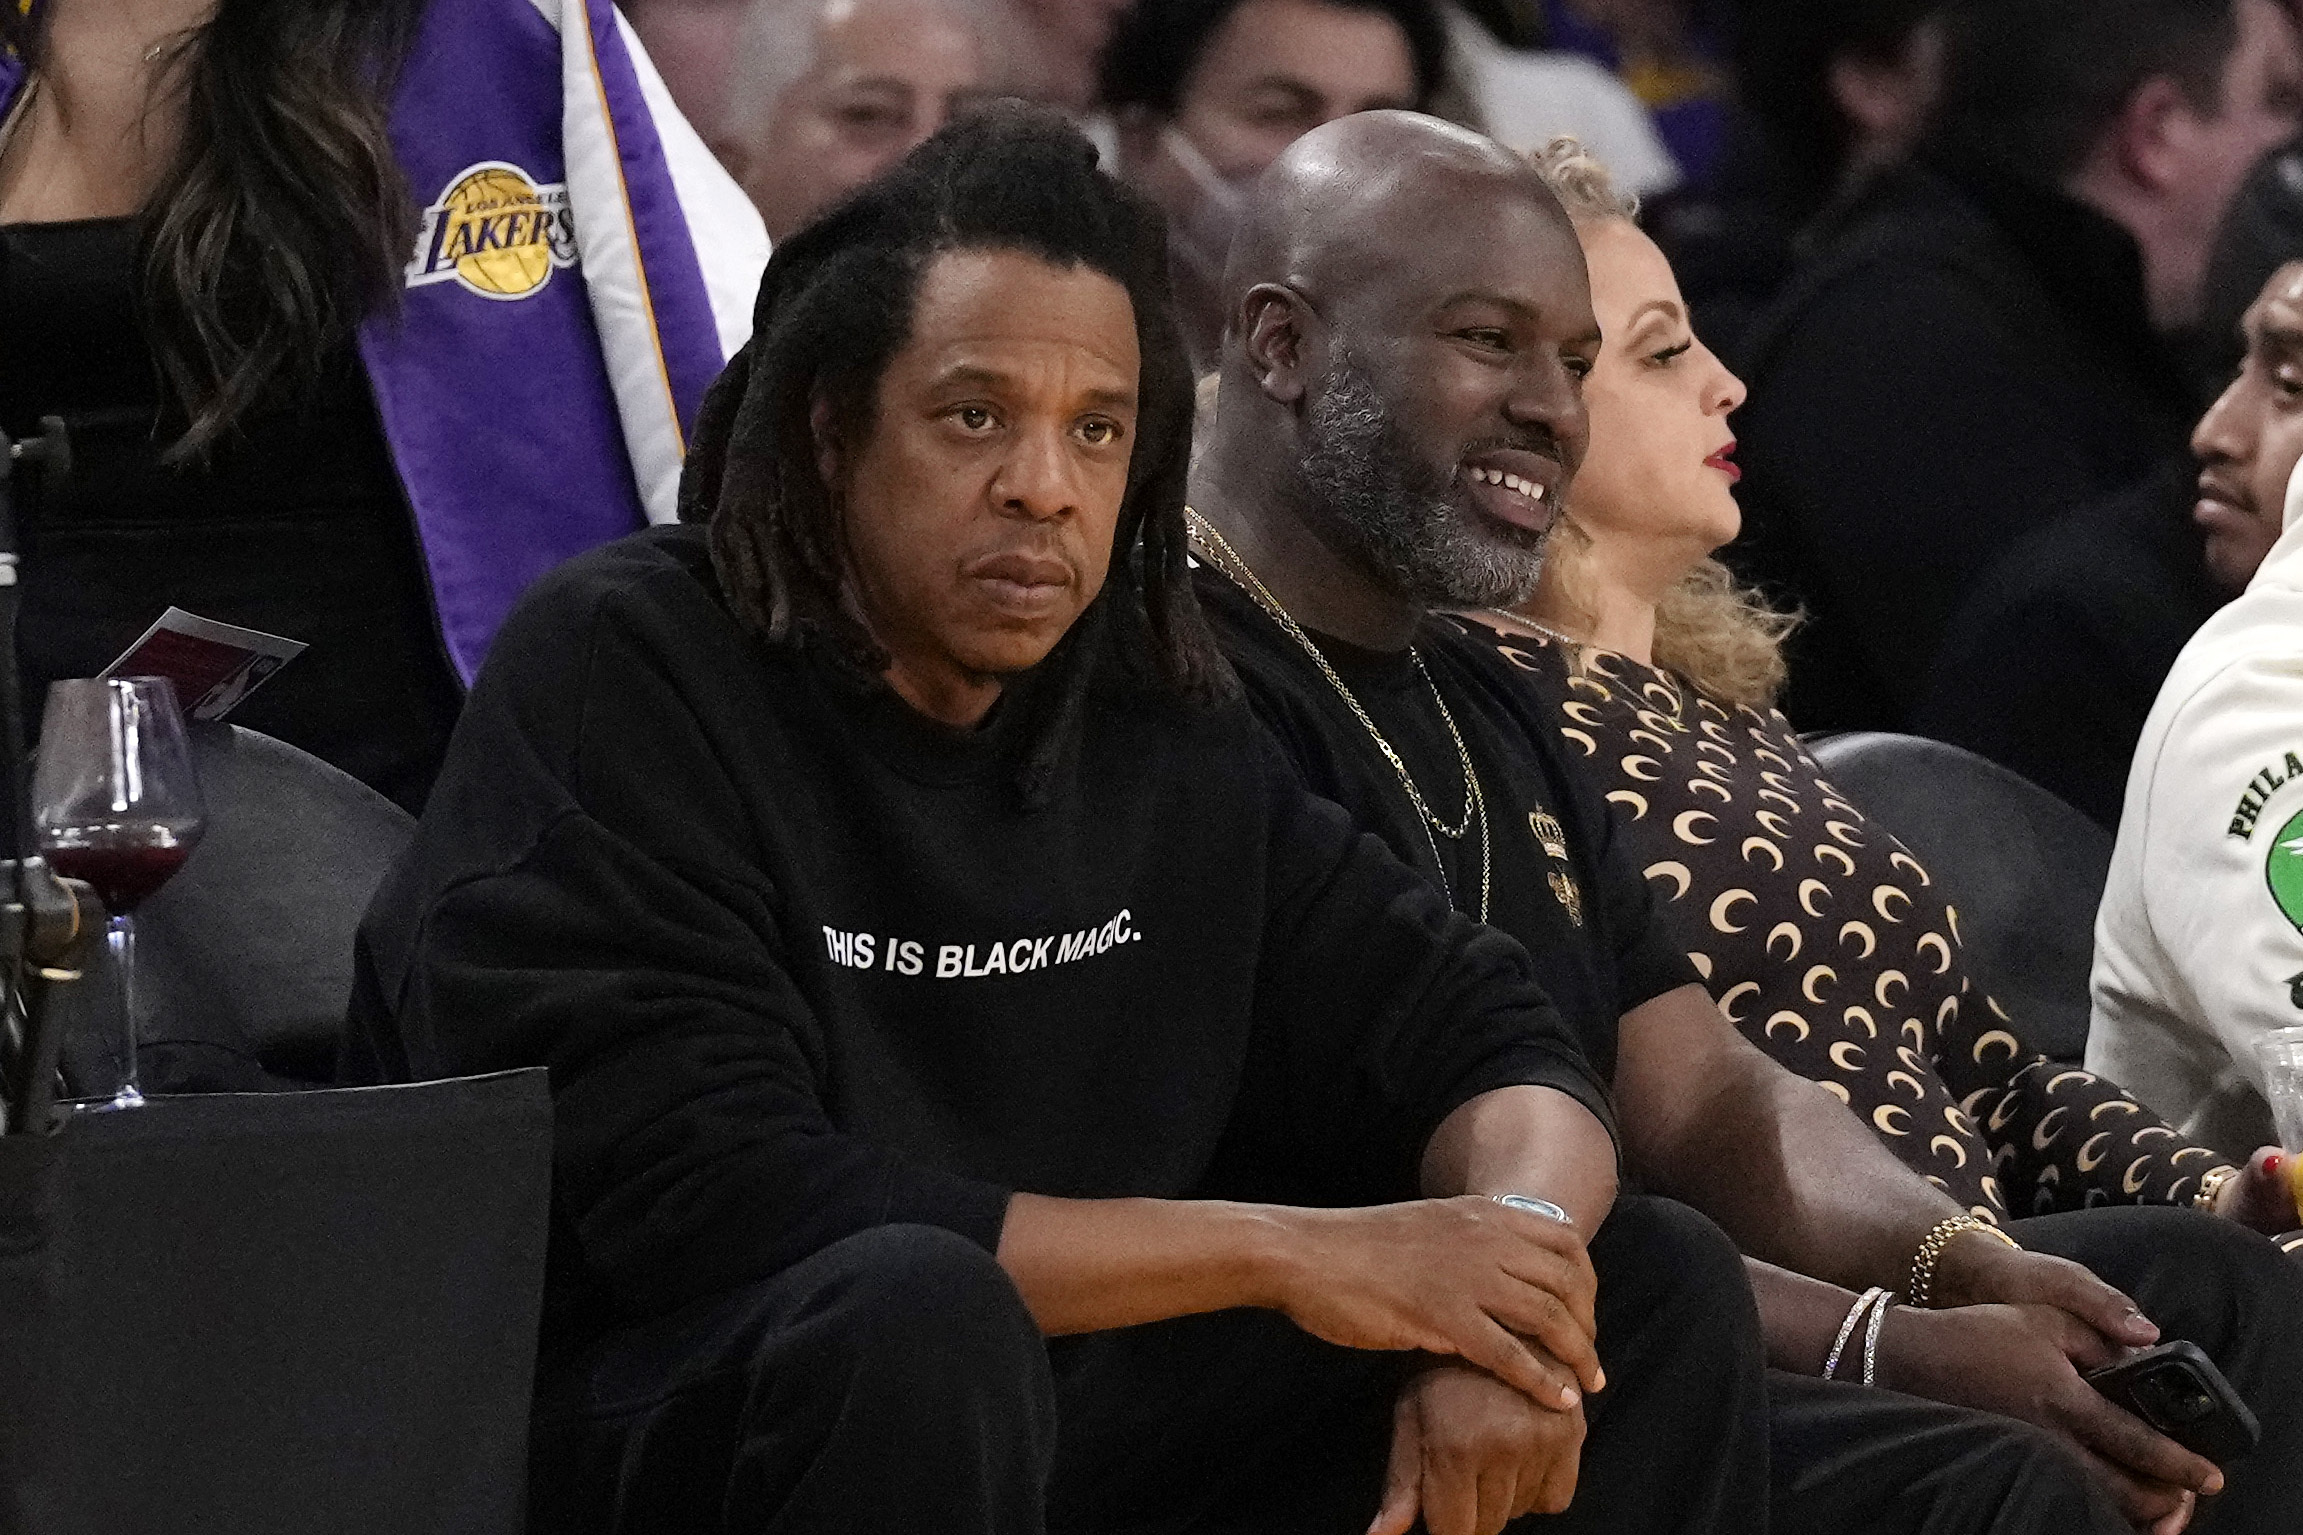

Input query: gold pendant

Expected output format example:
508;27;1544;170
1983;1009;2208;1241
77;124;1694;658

1548;869;1585;927
1529;809;1570;861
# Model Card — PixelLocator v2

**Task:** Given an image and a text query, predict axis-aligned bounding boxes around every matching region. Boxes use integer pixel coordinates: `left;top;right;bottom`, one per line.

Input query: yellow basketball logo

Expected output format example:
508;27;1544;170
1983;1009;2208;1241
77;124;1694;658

405;162;577;301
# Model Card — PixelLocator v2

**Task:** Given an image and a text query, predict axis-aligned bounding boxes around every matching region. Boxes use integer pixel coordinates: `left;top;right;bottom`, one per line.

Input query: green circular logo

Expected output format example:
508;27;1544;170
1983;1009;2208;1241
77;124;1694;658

2268;808;2303;933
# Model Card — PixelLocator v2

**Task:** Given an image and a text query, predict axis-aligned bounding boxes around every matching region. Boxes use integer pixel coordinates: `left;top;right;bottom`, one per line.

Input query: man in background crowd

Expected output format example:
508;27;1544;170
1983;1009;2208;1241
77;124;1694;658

1915;260;2303;828
1101;0;1450;370
998;0;1135;109
618;0;752;133
2091;273;2303;1158
1733;0;2303;733
711;0;991;239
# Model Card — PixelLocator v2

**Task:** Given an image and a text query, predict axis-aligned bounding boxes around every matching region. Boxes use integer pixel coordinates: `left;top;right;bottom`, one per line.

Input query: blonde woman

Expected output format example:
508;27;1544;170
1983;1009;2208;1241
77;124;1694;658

1469;140;2303;1245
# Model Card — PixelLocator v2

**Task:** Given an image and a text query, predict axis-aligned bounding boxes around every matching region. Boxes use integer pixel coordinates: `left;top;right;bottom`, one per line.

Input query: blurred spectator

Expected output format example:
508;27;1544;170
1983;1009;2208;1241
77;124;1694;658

619;0;751;137
1736;0;1945;225
2089;446;2303;1156
712;0;989;240
1916;261;2303;828
1733;0;2303;734
1541;0;1730;187
1444;3;1680;197
2201;132;2303;388
0;0;764;811
1100;0;1447;367
999;0;1134;110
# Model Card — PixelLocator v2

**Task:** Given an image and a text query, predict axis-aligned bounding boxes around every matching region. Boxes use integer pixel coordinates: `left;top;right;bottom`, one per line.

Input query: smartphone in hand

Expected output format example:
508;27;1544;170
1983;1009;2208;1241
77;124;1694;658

2085;1341;2260;1464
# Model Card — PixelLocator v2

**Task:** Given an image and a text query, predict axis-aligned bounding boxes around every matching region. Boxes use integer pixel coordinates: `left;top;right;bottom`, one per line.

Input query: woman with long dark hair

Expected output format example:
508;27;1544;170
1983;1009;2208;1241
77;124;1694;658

0;0;764;811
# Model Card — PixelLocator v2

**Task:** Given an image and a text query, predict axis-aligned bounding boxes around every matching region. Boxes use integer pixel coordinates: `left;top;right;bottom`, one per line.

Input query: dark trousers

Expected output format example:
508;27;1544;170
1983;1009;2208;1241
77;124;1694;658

526;1197;2221;1534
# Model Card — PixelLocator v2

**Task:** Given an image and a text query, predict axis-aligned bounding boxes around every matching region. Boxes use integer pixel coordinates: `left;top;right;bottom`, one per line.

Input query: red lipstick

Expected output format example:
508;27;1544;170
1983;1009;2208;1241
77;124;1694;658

1705;441;1741;484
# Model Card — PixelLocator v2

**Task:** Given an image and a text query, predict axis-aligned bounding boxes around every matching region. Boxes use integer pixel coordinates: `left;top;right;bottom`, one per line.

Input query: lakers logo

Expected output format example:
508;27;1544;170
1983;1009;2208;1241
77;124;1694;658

405;162;577;301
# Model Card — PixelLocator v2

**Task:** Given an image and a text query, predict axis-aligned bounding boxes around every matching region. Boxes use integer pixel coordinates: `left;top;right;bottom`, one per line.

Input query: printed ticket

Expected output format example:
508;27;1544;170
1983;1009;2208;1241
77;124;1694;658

101;608;308;721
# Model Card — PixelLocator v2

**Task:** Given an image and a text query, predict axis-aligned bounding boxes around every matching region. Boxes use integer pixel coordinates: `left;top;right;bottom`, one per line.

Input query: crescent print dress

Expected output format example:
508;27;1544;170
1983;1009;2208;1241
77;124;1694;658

1465;621;2239;1223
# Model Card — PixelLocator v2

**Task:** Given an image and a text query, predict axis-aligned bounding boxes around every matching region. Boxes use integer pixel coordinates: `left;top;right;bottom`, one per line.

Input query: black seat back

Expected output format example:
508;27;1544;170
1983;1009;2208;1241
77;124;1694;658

77;723;414;1089
0;1071;551;1535
1805;732;2111;1063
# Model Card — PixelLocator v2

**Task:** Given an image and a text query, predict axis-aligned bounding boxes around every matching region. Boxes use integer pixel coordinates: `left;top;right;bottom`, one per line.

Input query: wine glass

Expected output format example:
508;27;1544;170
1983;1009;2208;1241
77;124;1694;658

30;677;208;1110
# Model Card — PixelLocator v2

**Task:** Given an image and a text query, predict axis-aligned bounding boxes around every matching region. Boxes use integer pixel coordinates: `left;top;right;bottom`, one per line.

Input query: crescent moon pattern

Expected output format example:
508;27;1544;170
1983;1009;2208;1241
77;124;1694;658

1801;964;1836;1002
1561;728;1598;757
1759;788;1801;813
1688;951;1714;980
1886;1069;1926;1101
1819;1081;1852;1105
1702;719;1735;744
1972;1029;2020;1063
1688;778;1733;803
1765;1010;1812;1042
1842;1005;1878;1038
1630;728;1673;753
1889;850;1931;886
1697;760;1734;784
1839;920;1877;958
2031;1108;2068;1152
1813;845;1857;877
1825;820;1865;848
1946;906;1963;946
1711;889;1757;933
2089;1099;2141;1120
1830;1041;1867;1071
1674;810;1720;846
1901;1018;1926;1052
1606;789;1650;821
1698;740;1736;762
1874;970;1908;1007
1936;996;1959;1028
1798;878;1831;917
1743;837;1784;871
1646;861;1693;901
1872;886;1911;922
2046;1071;2095;1095
2076;1133;2111;1173
1916;933;1953;974
1754;746;1792;772
1819;795;1861;817
2171;1145;2216;1164
1873;1104;1910;1135
1760;770;1797;794
1622;754;1661;782
2123;1159;2153;1196
1562;701;1604;727
1755;809;1793;838
1720;981;1762;1021
1931;1135;1970;1168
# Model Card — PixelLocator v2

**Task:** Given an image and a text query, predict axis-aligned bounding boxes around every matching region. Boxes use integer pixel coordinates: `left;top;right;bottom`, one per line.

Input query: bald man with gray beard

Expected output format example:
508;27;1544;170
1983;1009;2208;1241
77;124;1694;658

1188;108;2303;1534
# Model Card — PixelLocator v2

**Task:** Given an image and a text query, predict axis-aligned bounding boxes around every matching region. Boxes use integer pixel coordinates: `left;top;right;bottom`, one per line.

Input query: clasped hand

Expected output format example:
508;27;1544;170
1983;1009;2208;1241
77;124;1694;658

1263;1196;1601;1535
1898;1239;2225;1535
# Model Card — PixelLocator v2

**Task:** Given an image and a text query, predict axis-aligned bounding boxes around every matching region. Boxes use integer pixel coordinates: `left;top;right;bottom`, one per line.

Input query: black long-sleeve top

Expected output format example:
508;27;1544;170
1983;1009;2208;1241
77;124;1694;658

346;526;1614;1356
1473;625;2235;1222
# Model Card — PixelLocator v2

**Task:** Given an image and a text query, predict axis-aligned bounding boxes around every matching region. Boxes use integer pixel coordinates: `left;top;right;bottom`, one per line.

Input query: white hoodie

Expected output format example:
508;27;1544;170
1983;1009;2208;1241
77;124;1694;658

2088;456;2303;1155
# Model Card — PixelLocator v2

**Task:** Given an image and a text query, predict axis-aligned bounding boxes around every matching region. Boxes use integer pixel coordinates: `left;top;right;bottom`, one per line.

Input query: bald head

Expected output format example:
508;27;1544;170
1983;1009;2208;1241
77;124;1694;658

714;0;989;240
1222;110;1574;334
1196;109;1599;614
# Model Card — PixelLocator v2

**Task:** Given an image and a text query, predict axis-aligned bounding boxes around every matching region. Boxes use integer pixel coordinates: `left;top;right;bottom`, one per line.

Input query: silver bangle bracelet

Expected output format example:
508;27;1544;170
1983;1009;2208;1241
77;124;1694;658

1860;1289;1894;1386
1822;1287;1888;1382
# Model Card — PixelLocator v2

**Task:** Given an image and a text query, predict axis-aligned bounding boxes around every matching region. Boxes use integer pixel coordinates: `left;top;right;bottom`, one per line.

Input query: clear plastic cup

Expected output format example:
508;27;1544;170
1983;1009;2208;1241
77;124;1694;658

2250;1027;2303;1223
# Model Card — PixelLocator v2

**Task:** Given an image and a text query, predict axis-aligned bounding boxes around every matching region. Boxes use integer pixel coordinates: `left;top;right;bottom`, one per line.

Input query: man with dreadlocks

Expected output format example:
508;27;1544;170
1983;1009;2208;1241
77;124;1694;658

347;106;1775;1532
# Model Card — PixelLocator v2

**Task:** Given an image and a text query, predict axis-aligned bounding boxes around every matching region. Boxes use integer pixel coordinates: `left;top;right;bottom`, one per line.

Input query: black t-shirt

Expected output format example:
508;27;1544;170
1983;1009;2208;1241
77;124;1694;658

1198;571;1698;1084
348;525;1613;1355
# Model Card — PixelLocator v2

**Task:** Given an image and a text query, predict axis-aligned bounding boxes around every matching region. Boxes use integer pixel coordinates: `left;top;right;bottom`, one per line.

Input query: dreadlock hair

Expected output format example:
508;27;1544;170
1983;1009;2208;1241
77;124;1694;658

679;103;1233;802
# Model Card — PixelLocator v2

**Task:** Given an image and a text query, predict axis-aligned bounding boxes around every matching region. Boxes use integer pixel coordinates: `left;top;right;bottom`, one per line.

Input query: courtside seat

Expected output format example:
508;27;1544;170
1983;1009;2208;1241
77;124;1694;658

1804;732;2111;1064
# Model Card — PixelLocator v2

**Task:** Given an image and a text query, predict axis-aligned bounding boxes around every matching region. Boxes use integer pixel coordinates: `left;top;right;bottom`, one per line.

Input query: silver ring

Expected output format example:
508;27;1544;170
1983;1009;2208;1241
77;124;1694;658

1491;1193;1574;1227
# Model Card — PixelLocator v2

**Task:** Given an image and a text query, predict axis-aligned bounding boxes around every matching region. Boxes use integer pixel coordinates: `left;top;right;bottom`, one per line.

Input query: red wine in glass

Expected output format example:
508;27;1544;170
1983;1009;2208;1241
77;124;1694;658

43;825;198;914
31;677;209;1110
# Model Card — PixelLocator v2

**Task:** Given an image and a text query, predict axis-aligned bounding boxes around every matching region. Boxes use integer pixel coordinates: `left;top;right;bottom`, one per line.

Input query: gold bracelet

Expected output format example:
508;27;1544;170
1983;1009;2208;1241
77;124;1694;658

2194;1164;2242;1213
1906;1215;2018;1307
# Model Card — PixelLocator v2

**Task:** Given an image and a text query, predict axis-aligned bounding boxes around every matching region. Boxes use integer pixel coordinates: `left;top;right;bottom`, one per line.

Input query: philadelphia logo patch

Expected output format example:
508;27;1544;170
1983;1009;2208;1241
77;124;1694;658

2266;807;2303;933
405;162;577;301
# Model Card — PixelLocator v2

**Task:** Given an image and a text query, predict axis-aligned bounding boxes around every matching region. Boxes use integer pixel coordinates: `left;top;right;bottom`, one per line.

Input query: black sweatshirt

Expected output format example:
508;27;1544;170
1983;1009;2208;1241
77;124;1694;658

1198;573;1700;1087
347;526;1613;1353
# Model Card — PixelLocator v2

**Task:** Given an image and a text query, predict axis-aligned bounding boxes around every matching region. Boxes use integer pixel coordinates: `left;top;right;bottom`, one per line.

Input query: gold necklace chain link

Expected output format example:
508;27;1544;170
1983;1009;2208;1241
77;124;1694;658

1189;508;1491;923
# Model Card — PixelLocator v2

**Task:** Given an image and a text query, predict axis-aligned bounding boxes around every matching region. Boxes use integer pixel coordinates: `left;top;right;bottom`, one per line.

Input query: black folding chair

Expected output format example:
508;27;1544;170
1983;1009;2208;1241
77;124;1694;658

1805;731;2112;1063
0;1070;551;1535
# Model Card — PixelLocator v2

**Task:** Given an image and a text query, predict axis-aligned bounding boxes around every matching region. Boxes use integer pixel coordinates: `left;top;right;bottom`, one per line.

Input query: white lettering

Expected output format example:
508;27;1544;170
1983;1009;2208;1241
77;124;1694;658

1057;931;1089;964
853;933;875;969
936;945;963;979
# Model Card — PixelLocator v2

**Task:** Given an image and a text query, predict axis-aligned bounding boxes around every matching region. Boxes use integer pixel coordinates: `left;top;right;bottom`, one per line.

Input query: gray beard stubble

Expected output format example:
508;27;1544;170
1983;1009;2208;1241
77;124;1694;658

1298;363;1552;609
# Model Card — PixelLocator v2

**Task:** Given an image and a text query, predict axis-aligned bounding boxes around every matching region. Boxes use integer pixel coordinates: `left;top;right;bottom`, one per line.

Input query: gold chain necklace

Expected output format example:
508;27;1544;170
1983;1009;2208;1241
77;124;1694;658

1189;508;1490;922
